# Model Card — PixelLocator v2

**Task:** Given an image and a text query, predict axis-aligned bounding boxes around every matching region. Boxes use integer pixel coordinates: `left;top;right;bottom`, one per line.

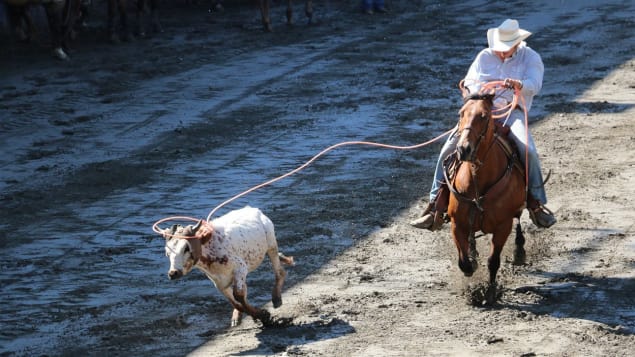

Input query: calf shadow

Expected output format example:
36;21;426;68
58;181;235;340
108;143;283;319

233;317;355;355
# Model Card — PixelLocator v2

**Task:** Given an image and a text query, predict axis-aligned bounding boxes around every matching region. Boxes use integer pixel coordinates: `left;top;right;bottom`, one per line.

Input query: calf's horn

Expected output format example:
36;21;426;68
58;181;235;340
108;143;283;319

192;220;203;233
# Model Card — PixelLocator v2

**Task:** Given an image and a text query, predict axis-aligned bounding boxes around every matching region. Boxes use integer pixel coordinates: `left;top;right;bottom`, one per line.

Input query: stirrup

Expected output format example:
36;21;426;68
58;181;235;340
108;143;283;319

529;204;556;228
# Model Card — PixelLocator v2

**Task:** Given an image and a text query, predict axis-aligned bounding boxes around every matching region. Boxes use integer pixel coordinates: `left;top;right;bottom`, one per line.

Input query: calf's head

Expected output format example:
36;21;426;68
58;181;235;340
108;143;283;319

162;220;210;280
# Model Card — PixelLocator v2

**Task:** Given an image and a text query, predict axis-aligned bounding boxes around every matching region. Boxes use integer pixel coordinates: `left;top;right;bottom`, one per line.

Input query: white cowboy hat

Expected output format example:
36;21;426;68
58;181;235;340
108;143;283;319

487;19;532;52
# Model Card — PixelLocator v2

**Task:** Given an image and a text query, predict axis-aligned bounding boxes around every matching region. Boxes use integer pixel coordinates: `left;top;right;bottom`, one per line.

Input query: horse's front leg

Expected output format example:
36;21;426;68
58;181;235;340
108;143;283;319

485;221;513;304
451;222;476;277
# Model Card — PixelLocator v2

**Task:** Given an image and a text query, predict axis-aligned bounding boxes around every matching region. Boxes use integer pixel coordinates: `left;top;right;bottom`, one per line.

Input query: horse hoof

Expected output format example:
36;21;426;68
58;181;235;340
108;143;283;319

513;249;526;265
53;48;69;61
230;319;240;327
485;286;499;305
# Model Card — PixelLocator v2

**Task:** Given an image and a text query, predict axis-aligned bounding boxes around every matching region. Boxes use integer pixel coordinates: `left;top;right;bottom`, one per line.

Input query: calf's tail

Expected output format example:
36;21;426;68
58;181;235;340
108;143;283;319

278;252;295;266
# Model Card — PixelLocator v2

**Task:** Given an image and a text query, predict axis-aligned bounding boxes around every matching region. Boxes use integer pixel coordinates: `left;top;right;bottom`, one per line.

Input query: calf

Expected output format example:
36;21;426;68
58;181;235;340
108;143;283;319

162;206;294;327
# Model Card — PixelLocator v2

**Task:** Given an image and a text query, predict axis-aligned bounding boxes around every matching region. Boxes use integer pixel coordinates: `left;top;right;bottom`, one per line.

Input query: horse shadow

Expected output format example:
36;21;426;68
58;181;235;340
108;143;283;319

500;271;635;335
229;317;355;355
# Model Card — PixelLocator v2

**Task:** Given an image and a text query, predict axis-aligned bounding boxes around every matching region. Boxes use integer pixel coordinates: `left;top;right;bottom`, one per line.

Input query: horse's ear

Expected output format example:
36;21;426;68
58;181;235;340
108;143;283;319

458;80;470;98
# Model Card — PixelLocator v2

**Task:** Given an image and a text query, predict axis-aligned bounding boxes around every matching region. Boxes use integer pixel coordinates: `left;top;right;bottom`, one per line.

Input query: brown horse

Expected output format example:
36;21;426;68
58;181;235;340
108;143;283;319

213;0;314;32
447;81;527;304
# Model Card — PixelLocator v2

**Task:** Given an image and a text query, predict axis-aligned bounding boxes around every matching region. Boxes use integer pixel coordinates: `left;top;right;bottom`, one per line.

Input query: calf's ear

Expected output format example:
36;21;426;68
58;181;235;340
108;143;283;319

161;225;178;239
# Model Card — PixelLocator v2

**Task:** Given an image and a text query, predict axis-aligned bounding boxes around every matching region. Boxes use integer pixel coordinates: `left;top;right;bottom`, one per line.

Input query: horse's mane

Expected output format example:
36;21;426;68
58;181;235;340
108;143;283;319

460;92;495;115
462;92;495;103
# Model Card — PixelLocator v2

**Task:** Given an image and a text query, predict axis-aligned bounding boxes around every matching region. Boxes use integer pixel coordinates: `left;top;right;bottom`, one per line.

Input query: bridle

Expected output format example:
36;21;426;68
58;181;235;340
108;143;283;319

457;93;495;163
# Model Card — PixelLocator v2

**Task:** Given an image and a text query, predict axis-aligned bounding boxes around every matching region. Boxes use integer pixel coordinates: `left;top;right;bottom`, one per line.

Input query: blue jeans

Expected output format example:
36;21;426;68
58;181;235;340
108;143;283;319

429;109;548;204
362;0;385;10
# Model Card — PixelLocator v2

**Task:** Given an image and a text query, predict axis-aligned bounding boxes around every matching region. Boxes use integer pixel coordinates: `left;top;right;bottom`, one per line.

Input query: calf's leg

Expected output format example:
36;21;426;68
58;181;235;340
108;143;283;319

231;265;270;323
267;248;288;308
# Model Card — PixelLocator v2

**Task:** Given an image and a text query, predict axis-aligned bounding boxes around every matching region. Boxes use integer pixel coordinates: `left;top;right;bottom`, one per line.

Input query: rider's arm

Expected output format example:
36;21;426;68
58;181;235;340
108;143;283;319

519;48;544;97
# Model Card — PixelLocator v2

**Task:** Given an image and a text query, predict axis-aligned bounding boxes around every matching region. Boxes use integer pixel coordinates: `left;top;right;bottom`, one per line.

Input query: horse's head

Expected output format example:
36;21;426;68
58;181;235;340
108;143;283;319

162;221;207;280
456;82;495;162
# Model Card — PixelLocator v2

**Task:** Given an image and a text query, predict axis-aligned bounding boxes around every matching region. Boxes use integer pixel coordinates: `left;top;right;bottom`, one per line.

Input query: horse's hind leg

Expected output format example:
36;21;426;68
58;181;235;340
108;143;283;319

305;0;313;24
44;2;69;60
513;218;526;265
149;0;162;33
259;0;272;32
135;0;146;37
485;222;513;304
285;0;293;25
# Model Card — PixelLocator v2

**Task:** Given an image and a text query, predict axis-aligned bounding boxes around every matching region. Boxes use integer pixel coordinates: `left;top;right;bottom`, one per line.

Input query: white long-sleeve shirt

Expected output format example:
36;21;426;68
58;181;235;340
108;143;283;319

463;42;544;112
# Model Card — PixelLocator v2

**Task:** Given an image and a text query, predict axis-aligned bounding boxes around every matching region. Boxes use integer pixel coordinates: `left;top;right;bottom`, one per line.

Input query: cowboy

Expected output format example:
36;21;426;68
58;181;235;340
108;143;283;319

411;19;557;230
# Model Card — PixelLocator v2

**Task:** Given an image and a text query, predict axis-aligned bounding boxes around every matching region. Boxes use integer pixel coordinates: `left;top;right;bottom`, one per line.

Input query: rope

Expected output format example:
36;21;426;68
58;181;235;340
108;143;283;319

152;80;531;236
479;80;530;191
152;128;454;234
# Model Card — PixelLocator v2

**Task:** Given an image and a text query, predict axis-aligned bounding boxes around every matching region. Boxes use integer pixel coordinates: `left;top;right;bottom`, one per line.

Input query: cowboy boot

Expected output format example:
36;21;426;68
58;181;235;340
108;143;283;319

410;185;449;231
410;202;436;230
527;195;557;228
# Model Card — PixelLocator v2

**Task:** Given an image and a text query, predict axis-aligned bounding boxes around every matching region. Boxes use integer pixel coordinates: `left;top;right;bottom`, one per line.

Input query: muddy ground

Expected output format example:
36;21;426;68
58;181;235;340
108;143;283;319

1;0;634;356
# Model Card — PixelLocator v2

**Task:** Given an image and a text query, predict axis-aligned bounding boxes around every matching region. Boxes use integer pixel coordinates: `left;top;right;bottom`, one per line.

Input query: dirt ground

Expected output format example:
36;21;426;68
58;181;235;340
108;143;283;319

1;0;634;356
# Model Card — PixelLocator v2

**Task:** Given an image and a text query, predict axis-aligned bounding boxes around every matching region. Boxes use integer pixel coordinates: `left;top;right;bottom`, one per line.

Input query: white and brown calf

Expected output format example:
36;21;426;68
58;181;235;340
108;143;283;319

162;206;294;327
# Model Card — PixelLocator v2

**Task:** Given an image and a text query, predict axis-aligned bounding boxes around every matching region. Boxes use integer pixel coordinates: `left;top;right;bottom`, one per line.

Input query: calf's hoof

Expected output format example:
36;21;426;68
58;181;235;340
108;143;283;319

255;309;272;326
272;296;282;309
